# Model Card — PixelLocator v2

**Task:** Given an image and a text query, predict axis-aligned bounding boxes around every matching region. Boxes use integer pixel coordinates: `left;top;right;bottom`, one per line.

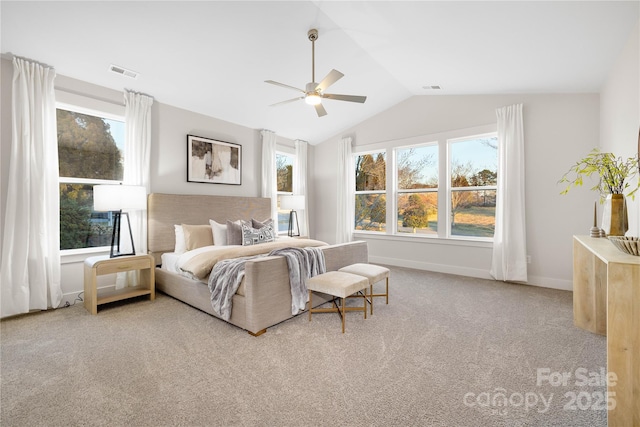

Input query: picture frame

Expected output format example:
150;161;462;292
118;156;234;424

187;134;242;185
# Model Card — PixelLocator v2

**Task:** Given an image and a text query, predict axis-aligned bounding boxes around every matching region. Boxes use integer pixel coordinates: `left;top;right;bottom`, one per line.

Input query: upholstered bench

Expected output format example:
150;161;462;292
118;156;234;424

307;271;369;333
339;263;390;315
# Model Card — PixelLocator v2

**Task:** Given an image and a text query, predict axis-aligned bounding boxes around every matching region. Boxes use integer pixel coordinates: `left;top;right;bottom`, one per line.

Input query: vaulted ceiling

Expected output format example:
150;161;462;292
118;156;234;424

2;1;638;144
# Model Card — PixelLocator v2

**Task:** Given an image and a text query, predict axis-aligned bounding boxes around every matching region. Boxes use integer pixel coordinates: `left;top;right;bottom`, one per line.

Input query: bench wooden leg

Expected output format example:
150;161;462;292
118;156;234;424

342;297;345;333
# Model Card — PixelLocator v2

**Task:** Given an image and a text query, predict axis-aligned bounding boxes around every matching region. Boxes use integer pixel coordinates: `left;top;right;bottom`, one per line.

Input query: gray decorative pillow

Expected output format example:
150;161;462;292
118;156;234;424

226;220;243;245
251;218;274;229
242;223;275;246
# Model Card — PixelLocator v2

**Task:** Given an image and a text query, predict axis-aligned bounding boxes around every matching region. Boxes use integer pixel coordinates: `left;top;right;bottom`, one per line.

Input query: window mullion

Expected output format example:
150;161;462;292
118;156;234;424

388;148;396;235
59;177;123;185
439;139;449;239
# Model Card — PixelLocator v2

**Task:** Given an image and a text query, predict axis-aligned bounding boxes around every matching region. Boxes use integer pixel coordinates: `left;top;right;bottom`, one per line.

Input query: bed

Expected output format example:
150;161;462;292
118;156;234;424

147;193;368;336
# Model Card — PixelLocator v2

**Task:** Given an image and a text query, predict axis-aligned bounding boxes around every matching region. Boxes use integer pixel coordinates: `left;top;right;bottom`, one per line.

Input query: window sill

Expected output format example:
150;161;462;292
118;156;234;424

61;247;111;264
352;231;493;249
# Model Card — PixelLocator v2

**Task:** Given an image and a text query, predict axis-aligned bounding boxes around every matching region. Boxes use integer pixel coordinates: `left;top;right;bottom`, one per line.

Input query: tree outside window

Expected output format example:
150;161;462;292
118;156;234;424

352;129;498;241
57;108;125;250
396;145;438;235
354;152;386;231
449;136;498;238
276;152;294;233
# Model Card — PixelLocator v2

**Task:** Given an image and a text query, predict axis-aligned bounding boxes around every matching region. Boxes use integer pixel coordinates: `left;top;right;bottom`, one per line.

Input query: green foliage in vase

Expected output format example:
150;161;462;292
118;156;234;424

559;149;639;202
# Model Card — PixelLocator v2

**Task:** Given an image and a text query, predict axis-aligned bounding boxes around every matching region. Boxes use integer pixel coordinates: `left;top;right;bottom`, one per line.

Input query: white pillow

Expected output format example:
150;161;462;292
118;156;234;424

209;219;227;246
174;224;186;254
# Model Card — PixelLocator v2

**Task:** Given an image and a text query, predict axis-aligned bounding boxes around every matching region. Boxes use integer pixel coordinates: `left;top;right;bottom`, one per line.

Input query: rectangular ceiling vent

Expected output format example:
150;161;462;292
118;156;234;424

109;64;138;79
422;85;442;90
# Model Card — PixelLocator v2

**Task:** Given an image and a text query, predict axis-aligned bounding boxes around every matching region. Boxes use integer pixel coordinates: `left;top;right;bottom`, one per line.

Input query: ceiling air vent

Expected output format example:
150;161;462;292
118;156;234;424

422;85;441;90
109;64;138;79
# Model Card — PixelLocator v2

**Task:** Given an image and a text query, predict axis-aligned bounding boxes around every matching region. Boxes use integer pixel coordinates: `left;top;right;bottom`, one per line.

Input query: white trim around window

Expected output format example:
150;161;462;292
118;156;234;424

352;123;498;245
57;93;126;257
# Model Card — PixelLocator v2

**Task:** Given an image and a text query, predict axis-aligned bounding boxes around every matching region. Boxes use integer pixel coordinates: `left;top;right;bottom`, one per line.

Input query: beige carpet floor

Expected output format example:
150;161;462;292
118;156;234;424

1;266;606;427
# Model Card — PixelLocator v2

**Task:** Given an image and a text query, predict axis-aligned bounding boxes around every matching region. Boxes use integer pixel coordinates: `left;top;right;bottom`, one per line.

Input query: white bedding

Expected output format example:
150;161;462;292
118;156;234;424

177;238;327;280
161;252;181;274
162;245;245;275
162;237;305;275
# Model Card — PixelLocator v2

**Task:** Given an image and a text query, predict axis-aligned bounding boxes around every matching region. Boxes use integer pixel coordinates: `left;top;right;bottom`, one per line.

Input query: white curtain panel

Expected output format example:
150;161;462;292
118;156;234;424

336;136;354;244
261;130;278;221
123;90;153;254
0;57;62;317
118;90;153;289
294;140;309;236
490;103;528;282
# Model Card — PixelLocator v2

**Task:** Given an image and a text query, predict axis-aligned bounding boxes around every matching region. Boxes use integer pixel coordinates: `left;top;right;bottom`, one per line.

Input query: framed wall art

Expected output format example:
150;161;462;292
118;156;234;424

187;134;242;185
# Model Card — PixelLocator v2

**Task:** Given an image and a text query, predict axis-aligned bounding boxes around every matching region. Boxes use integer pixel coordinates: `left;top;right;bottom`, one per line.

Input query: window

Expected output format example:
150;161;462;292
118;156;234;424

276;152;294;233
396;144;438;235
352;127;498;242
354;151;386;232
448;134;498;238
57;106;125;250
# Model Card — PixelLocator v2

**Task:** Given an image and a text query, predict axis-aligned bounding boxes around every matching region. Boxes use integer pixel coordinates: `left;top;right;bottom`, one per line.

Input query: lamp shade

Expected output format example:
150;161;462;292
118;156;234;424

94;185;147;211
280;195;305;210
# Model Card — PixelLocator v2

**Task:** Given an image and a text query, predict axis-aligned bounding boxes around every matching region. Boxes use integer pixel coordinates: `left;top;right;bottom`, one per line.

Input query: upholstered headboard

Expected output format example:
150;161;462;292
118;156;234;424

147;193;271;265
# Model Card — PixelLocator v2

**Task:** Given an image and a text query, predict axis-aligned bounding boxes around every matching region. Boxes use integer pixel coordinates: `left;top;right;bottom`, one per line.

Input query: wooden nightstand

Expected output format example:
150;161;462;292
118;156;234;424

83;254;155;314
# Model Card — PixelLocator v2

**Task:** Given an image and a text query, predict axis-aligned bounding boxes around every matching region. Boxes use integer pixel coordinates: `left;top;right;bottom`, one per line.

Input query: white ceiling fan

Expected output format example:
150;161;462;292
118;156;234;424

265;29;367;117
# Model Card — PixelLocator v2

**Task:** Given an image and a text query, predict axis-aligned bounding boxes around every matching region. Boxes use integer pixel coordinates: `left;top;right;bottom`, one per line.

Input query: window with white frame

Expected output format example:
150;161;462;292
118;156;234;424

57;105;125;250
354;151;386;232
352;128;498;241
448;134;498;239
276;151;294;233
396;144;438;235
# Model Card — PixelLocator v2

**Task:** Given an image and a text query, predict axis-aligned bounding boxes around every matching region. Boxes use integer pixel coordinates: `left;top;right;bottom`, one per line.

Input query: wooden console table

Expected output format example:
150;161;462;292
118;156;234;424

573;235;639;426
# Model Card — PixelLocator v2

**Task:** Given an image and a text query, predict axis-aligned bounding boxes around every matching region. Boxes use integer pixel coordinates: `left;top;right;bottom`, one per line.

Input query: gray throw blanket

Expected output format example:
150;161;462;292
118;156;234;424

269;246;326;315
208;255;256;321
208;246;326;321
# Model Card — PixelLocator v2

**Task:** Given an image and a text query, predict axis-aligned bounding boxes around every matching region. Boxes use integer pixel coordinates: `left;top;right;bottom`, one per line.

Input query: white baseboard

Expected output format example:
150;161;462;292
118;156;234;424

522;275;573;291
368;256;573;292
57;284;118;309
368;255;494;280
58;291;84;308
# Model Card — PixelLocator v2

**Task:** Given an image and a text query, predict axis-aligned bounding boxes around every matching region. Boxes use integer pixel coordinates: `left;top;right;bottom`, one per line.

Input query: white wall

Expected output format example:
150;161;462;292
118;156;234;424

600;19;640;235
150;102;262;197
312;94;600;290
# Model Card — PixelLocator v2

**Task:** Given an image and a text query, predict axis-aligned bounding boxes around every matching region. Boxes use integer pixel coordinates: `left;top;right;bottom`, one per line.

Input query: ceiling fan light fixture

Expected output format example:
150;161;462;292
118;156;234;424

305;93;322;105
265;28;366;117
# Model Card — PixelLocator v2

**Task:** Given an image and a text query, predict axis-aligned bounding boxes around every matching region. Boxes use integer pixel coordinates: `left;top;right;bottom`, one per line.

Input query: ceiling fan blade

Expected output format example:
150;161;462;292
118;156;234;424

315;69;344;92
270;97;304;107
314;103;327;117
322;93;367;103
265;80;305;93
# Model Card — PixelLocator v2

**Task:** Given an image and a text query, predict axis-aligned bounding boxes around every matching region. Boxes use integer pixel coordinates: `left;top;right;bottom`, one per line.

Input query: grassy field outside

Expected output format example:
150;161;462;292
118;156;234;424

451;206;495;237
394;205;494;237
358;205;495;237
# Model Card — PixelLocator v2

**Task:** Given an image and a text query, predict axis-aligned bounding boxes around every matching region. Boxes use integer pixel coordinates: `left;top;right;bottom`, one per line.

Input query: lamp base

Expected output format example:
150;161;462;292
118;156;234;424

110;211;136;258
288;210;300;237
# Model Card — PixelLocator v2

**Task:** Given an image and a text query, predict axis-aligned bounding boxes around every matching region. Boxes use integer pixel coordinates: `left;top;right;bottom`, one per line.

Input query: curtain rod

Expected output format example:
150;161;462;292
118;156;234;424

2;52;55;70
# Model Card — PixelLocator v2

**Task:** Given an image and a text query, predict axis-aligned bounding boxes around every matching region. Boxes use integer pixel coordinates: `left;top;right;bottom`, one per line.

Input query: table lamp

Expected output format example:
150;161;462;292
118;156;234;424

93;184;146;258
280;195;305;237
